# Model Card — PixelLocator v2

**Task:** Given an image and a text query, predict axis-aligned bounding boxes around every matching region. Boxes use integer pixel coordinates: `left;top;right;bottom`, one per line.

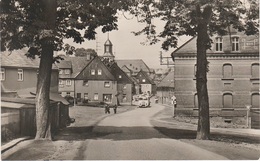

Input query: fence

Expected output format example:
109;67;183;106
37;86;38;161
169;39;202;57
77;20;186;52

1;98;69;142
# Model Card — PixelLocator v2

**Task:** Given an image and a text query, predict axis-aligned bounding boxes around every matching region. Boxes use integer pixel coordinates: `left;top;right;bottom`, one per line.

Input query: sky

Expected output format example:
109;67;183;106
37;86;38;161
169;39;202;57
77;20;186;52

64;12;190;69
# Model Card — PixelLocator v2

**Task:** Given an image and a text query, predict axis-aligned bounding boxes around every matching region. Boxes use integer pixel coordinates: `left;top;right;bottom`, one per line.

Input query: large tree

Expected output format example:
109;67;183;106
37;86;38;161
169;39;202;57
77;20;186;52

0;0;129;140
130;0;258;139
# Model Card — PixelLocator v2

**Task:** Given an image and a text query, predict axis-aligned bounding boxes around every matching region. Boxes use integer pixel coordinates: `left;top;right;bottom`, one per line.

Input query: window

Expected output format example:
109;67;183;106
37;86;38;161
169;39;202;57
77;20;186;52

66;92;71;96
232;37;239;51
194;64;197;77
104;81;110;87
251;63;259;78
83;80;88;86
123;84;127;89
94;93;98;100
0;68;5;81
59;80;64;85
64;69;70;75
251;93;260;108
103;94;112;103
77;93;81;102
66;79;71;86
223;64;232;78
194;94;198;108
84;93;88;100
142;79;146;83
18;69;23;81
59;80;64;87
98;69;102;75
59;69;63;75
119;75;122;78
215;37;223;52
223;93;233;108
91;69;95;75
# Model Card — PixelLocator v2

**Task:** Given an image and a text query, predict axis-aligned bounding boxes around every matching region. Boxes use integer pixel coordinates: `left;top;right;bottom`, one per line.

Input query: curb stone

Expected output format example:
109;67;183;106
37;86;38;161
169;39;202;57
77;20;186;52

1;137;32;154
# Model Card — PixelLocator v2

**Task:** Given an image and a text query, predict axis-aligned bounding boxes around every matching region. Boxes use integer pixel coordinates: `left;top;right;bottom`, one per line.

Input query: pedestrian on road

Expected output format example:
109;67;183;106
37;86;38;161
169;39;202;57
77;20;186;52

105;104;110;114
113;105;117;114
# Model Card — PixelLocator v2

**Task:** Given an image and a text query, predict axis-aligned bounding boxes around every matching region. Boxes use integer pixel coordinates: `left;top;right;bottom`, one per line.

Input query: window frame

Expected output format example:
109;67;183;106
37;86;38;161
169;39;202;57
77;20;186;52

251;63;259;78
94;93;99;100
0;68;5;81
97;69;102;75
222;63;233;79
215;37;223;52
64;69;70;75
91;69;95;75
232;37;239;52
66;79;72;86
104;81;110;88
18;69;24;81
83;80;89;86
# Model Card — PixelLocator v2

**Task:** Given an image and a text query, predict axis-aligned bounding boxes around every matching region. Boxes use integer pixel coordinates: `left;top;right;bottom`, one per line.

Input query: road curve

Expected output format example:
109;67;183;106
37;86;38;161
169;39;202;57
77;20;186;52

83;103;228;160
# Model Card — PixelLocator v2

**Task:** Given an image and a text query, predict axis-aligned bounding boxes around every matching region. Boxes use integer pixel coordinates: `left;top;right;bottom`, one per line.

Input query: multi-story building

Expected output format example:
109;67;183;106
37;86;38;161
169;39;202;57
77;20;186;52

172;30;259;124
1;49;59;97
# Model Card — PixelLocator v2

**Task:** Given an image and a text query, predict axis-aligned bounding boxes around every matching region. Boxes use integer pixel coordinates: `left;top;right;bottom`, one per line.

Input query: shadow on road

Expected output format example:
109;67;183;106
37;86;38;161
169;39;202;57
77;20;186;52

54;124;260;145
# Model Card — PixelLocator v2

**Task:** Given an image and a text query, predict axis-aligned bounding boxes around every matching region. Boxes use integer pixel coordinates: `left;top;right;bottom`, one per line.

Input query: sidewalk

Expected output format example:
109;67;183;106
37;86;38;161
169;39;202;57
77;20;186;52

158;104;260;139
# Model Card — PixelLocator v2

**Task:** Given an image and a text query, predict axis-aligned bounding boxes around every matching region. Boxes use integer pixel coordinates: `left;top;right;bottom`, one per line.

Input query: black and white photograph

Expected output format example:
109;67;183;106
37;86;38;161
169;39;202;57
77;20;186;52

1;0;260;160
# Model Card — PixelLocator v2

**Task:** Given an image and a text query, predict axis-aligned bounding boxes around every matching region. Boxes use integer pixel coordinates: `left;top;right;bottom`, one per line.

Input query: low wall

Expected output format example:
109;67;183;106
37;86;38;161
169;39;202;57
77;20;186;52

1;112;20;142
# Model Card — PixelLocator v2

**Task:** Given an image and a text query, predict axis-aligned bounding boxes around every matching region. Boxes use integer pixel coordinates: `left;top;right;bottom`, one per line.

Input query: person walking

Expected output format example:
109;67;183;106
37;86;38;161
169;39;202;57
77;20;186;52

113;105;117;114
105;104;110;114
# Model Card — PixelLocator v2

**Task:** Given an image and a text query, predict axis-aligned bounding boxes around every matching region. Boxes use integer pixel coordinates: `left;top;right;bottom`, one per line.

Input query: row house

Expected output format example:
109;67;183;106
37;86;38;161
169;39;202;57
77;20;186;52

57;56;133;105
172;29;259;124
1;50;59;97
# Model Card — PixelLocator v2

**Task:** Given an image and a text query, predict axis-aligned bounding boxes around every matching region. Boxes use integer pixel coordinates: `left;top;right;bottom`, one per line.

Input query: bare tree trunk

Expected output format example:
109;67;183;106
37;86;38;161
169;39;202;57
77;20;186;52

35;0;56;140
195;5;212;140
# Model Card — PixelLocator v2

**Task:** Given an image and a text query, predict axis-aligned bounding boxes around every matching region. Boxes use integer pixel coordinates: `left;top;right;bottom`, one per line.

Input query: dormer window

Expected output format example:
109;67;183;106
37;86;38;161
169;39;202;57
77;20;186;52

142;79;146;82
232;37;239;51
215;37;223;52
119;75;122;78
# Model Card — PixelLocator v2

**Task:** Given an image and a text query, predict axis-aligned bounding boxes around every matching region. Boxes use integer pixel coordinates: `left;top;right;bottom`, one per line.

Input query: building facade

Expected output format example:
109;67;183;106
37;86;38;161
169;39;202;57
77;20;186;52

1;50;59;97
156;71;175;104
172;31;259;124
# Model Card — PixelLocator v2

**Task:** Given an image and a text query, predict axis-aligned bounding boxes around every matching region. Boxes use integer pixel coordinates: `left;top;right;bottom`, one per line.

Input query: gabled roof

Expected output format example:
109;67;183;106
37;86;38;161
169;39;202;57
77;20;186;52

137;70;156;85
116;59;151;73
157;71;174;88
1;49;57;69
1;49;38;68
56;56;93;78
110;63;133;84
76;56;115;81
56;60;72;69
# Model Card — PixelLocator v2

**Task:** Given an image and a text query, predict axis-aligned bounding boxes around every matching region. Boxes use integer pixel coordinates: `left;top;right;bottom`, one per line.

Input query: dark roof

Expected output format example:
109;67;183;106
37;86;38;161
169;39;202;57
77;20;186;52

137;70;156;85
116;59;151;73
1;49;58;69
105;39;112;45
56;60;72;69
57;56;92;78
157;71;174;88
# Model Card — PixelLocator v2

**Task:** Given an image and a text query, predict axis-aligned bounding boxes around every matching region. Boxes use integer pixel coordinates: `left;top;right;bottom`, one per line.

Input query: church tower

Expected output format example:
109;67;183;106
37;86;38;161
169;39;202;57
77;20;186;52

103;34;115;62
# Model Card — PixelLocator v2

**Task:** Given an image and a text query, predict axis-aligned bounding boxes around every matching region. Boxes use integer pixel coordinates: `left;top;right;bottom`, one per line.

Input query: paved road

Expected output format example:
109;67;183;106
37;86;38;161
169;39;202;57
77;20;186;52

80;103;228;160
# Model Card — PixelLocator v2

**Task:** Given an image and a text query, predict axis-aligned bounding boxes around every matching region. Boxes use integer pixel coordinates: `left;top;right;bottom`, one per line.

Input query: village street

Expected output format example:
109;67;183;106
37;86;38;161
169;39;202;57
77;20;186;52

2;100;260;160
